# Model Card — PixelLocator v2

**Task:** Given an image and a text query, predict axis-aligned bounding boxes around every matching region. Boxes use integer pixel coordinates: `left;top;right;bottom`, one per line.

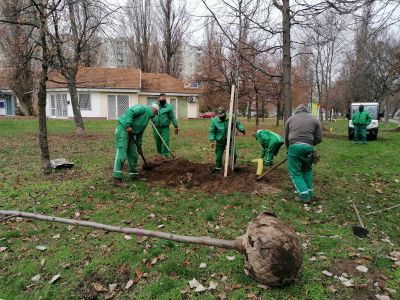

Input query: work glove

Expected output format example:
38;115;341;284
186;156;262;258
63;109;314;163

175;127;179;135
126;127;133;134
210;141;215;149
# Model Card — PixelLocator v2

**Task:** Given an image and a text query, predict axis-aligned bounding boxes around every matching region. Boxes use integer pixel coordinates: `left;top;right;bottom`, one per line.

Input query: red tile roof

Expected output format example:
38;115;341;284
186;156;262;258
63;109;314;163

141;72;201;94
47;67;141;89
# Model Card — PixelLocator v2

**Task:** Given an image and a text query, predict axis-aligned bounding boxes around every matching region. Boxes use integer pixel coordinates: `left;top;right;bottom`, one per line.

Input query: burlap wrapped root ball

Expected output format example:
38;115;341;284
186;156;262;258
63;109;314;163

240;212;302;286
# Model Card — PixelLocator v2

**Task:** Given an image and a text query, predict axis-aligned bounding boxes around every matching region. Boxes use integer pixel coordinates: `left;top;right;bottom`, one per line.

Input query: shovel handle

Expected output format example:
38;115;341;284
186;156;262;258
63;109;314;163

130;134;148;167
351;201;365;228
256;158;287;181
150;120;175;159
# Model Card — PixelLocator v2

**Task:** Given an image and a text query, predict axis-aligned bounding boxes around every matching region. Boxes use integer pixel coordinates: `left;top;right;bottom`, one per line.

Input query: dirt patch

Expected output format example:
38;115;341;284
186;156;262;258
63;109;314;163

75;265;131;299
330;259;388;292
323;131;347;139
141;157;286;195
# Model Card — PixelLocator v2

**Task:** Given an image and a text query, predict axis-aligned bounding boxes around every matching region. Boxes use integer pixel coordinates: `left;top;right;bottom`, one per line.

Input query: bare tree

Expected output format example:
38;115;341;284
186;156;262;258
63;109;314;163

0;0;36;116
49;0;112;136
125;0;158;72
157;0;188;77
0;0;66;174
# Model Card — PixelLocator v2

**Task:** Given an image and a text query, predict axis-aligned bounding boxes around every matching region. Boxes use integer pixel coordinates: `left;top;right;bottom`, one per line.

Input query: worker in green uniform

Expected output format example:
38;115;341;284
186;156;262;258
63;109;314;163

254;129;284;166
152;93;178;159
285;104;322;204
209;107;245;173
352;105;372;144
112;103;159;188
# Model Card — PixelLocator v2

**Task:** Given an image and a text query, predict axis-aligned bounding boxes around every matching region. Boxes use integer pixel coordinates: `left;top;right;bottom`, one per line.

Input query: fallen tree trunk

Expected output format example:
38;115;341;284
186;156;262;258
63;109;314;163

0;210;302;287
0;210;241;250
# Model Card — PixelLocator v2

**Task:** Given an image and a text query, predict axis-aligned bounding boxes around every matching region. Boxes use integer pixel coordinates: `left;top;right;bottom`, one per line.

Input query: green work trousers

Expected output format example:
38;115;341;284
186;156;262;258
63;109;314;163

287;143;314;201
113;125;139;179
262;141;284;166
354;124;367;144
153;126;170;157
215;141;237;170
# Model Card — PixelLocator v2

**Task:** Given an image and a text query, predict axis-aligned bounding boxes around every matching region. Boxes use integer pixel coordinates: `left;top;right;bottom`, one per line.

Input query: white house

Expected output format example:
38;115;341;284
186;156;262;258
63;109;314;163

46;67;201;120
0;72;15;116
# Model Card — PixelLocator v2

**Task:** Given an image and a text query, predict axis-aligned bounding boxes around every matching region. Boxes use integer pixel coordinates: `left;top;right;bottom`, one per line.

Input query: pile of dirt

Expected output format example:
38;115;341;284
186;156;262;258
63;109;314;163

141;157;287;195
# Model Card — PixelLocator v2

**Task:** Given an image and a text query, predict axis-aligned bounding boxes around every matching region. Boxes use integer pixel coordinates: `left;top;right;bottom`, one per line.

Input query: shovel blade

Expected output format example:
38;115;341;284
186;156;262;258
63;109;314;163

352;225;369;238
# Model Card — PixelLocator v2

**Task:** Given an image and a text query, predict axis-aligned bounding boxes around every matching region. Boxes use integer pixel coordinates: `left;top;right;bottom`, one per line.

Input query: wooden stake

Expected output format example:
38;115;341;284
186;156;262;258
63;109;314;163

224;85;235;177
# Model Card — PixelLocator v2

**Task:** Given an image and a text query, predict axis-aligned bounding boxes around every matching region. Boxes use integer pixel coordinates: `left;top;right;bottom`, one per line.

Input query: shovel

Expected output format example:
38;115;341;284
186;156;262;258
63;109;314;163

256;158;287;181
150;120;175;160
130;134;152;170
351;200;369;238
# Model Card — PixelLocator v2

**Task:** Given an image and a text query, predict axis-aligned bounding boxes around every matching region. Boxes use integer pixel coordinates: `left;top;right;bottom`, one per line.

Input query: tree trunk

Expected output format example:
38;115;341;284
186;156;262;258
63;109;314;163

38;14;52;175
384;94;389;124
282;0;292;123
67;73;85;135
262;97;265;122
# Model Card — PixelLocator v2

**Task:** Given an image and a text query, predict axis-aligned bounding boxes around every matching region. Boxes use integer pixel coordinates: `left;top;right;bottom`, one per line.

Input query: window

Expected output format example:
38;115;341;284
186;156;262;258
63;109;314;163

50;95;56;116
147;97;157;106
0;101;4;109
107;94;129;120
79;94;91;110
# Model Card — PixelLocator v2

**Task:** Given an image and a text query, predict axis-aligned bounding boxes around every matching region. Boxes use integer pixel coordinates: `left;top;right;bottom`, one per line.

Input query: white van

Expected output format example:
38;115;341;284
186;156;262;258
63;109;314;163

347;102;383;140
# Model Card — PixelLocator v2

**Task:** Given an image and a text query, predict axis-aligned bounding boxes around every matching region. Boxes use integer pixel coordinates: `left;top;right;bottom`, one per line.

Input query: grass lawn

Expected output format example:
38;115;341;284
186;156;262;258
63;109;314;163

0;117;399;299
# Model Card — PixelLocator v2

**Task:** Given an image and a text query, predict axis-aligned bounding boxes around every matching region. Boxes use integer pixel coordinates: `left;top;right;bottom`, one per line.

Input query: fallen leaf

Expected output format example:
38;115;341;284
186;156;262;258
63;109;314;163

133;268;143;284
75;211;81;218
189;278;201;288
322;270;332;277
149;213;156;219
221;275;228;282
36;245;47;251
93;282;107;292
53;233;60;239
209;281;218;290
40;259;46;267
124;235;132;241
104;292;114;299
157;224;165;228
257;284;270;290
217;293;227;300
195;284;207;292
199;263;207;269
151;257;158;265
376;189;383;194
226;256;236;261
0;247;8;252
375;295;390;300
31;274;41;282
109;284;117;292
309;256;317;261
356;265;369;273
49;274;61;284
125;280;134;290
67;225;74;231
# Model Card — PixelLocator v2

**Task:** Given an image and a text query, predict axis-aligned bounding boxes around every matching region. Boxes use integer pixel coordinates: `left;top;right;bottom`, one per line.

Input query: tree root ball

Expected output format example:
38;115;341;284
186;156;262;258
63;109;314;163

241;212;302;287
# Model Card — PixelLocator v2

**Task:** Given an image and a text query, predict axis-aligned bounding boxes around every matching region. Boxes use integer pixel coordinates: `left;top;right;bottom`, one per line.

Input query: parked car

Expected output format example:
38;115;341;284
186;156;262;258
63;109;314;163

199;111;216;118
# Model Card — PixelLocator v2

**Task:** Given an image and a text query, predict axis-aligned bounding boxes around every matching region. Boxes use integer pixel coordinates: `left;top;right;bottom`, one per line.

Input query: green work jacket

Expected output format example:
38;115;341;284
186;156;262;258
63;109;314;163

153;103;178;128
117;105;155;145
352;110;372;125
256;130;283;148
209;115;245;143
